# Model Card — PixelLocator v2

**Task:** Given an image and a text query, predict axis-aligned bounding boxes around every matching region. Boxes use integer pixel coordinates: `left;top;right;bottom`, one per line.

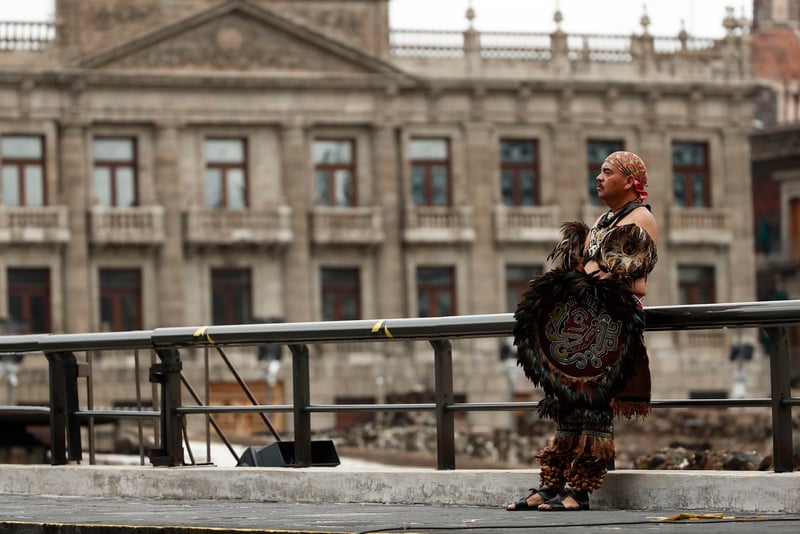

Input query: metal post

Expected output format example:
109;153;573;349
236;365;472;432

289;344;311;467
431;339;455;470
765;327;794;472
44;351;82;464
149;348;184;467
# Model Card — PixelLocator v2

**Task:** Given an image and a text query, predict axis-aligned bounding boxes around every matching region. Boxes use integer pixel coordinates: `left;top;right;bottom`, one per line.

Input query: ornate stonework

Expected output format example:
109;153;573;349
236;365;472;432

107;14;367;73
274;3;369;51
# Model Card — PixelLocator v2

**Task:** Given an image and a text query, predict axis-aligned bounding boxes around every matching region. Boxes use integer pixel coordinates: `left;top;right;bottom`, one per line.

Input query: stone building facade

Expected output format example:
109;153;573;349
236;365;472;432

0;0;764;433
751;0;800;384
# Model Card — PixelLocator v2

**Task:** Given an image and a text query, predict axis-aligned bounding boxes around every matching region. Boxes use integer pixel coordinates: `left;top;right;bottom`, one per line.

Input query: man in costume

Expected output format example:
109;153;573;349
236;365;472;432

506;151;658;512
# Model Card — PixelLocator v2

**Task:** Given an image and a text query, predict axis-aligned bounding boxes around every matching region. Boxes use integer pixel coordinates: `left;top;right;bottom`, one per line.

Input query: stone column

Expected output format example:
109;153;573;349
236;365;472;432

282;122;312;321
373;124;404;319
723;128;756;303
552;122;583;222
154;123;185;327
636;127;668;305
463;121;497;314
60;121;90;333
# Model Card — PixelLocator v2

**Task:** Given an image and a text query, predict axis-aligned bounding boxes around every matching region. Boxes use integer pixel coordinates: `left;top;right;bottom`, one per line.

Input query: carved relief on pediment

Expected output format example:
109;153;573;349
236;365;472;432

106;13;366;72
270;3;371;52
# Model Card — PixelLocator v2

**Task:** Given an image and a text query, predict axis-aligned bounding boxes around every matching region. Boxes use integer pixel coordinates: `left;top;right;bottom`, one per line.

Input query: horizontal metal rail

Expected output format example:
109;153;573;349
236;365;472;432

3;300;800;354
0;299;797;472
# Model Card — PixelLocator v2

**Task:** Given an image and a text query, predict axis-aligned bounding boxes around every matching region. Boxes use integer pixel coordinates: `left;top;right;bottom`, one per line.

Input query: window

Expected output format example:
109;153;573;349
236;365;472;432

93;137;137;207
410;138;450;206
1;135;45;206
204;139;247;209
99;269;142;331
321;267;360;321
505;264;542;312
678;265;716;305
313;140;355;206
586;139;624;206
672;142;710;207
7;268;50;334
500;139;538;206
417;266;456;317
211;268;251;325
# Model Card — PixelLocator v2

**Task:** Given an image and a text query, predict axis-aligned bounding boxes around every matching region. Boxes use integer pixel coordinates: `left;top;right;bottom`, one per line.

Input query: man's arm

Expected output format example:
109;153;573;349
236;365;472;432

626;207;658;246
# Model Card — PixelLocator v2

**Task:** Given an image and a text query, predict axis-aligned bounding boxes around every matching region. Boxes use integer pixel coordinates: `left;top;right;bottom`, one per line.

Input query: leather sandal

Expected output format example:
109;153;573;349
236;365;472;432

538;489;590;511
506;487;561;511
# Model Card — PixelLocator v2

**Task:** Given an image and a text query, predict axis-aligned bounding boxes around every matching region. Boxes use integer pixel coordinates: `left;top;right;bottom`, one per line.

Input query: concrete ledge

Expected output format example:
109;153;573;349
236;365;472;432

0;465;798;513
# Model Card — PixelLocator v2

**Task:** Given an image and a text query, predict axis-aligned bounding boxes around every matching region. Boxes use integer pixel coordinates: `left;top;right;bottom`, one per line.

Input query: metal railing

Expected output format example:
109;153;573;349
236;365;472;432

0;300;798;471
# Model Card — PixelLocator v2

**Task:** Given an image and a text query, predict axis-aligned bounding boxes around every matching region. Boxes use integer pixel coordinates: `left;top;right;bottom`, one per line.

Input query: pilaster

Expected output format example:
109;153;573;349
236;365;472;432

59;121;90;333
282;121;312;321
722;127;756;303
551;122;582;222
373;124;404;318
463;122;497;314
154;122;185;327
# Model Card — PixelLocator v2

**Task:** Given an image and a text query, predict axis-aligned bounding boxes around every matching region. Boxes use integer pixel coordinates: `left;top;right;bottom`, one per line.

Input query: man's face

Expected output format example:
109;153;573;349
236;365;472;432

595;161;631;205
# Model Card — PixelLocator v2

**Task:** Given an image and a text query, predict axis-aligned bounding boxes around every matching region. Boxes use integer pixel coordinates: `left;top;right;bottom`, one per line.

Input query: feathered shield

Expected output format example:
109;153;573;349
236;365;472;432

513;270;650;421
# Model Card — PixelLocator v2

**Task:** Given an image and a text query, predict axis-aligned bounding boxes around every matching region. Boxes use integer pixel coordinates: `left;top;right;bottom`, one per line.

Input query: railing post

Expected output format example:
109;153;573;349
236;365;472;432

149;348;184;467
765;327;794;472
44;351;82;464
431;339;455;470
289;344;312;467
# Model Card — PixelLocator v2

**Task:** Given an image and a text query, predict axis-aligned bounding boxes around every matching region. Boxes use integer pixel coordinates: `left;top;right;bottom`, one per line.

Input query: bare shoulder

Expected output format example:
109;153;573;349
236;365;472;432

621;206;658;245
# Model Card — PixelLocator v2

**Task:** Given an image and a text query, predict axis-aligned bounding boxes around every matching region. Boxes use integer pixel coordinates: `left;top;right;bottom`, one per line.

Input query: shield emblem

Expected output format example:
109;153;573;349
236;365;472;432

539;297;624;379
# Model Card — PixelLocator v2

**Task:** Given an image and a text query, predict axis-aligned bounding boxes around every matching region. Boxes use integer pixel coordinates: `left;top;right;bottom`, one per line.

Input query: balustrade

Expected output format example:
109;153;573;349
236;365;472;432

0;206;70;243
0;21;55;51
310;206;384;246
668;206;732;245
184;206;293;246
493;205;560;243
403;205;475;243
89;206;165;245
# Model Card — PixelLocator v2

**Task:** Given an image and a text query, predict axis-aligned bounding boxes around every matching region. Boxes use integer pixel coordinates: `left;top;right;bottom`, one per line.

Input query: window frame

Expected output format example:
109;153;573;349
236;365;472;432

92;136;138;207
7;267;51;334
204;138;249;209
99;268;143;331
211;268;252;325
677;264;716;305
313;138;357;207
586;139;625;206
410;137;451;206
1;134;46;207
416;266;456;317
672;141;711;208
500;138;539;207
505;264;542;313
320;267;361;321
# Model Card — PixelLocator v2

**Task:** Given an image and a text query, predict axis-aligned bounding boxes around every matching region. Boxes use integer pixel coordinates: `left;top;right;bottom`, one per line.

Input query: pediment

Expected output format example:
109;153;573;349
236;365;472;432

77;0;407;78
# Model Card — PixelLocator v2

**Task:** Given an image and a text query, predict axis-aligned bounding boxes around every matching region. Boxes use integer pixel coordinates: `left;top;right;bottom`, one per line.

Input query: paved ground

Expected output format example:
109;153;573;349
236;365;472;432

1;494;799;534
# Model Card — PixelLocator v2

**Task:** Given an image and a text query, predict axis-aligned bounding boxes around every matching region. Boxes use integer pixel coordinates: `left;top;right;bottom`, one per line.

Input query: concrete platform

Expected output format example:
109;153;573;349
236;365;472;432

0;464;798;513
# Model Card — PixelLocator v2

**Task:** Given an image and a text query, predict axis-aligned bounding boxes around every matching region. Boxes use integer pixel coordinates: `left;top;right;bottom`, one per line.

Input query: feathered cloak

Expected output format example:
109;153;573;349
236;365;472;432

513;221;653;422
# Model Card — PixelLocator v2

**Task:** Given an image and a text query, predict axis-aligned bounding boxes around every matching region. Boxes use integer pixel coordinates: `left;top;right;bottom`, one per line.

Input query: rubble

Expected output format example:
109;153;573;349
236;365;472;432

325;407;800;471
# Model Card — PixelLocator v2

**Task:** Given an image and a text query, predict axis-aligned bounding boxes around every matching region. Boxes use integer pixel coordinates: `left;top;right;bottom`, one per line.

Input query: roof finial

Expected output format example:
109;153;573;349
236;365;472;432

640;3;651;35
466;0;476;29
553;0;563;31
723;5;739;33
677;18;689;50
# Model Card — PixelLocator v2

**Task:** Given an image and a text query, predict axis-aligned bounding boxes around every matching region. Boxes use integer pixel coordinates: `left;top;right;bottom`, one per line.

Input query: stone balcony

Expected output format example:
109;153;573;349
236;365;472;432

493;205;560;244
184;206;293;246
667;206;732;245
89;206;165;245
403;205;475;244
310;206;384;246
0;206;70;244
